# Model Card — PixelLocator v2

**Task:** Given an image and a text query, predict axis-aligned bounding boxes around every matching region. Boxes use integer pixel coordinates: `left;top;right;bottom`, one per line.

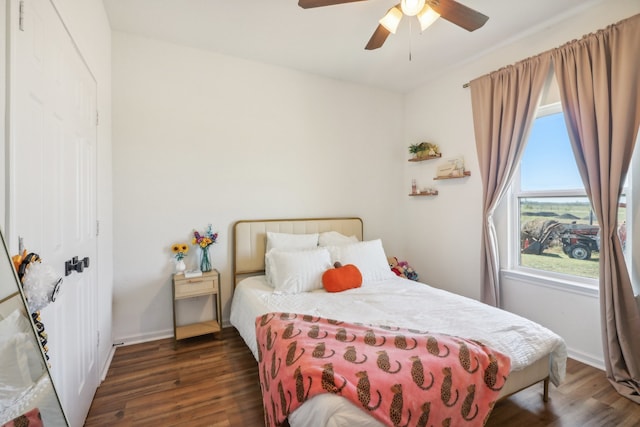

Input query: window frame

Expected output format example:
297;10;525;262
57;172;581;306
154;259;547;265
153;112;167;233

503;103;637;298
508;102;600;288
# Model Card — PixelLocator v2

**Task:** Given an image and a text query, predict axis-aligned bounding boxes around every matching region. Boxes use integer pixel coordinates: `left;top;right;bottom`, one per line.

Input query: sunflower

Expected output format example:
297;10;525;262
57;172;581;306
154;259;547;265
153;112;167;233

171;243;189;261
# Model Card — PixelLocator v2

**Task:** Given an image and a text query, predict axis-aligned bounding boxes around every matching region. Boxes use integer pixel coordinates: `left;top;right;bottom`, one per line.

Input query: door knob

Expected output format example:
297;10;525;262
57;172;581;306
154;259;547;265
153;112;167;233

74;261;84;273
64;256;90;276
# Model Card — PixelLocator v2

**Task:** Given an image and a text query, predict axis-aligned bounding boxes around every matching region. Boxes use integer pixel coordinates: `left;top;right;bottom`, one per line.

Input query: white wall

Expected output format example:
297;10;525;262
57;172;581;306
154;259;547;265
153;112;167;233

111;32;404;343
49;0;114;376
403;0;640;368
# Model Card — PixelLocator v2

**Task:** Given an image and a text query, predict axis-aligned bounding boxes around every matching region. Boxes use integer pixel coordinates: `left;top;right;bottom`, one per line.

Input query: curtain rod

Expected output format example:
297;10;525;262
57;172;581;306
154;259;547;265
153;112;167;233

462;14;638;91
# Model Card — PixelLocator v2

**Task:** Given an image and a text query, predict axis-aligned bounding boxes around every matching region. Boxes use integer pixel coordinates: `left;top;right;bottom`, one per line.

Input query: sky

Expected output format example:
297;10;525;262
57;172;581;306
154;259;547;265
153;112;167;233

519;111;629;207
520;112;585;192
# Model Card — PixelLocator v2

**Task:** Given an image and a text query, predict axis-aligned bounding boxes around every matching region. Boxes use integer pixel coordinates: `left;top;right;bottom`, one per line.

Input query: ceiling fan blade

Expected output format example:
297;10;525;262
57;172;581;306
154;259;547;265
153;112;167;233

427;0;488;31
298;0;367;9
365;24;391;50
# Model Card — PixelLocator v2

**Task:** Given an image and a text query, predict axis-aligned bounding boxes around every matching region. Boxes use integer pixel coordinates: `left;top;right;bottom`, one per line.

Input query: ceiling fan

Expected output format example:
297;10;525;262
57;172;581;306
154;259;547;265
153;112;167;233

298;0;489;50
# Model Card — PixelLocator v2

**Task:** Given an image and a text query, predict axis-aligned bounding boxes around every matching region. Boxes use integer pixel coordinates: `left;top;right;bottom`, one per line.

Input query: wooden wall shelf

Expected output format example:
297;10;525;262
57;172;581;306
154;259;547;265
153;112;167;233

433;171;471;180
408;154;442;162
409;191;439;197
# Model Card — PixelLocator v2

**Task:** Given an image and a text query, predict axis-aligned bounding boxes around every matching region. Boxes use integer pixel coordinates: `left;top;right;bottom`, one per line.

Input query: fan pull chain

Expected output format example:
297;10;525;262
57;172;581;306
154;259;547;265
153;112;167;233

409;19;413;61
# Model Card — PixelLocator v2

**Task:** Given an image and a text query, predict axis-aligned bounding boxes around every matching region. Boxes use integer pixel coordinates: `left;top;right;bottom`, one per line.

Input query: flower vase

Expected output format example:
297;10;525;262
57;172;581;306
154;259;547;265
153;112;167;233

199;246;212;272
175;259;186;274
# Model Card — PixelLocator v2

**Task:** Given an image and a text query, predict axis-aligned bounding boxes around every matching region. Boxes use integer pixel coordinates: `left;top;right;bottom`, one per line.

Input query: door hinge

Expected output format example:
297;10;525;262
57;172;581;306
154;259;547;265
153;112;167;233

97;331;100;348
19;1;25;31
96;220;100;237
96;111;99;126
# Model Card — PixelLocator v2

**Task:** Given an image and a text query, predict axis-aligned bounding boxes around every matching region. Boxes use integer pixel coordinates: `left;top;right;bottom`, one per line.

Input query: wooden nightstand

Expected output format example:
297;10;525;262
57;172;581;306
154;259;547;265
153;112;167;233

172;270;222;340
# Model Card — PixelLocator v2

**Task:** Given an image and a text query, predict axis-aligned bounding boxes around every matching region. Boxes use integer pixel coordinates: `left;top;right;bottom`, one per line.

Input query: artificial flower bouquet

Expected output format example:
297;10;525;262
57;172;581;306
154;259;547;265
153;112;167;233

192;224;218;272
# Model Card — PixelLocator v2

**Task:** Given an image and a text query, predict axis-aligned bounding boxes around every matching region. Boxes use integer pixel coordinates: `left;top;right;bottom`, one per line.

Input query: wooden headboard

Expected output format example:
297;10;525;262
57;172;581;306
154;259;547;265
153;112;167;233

232;217;363;285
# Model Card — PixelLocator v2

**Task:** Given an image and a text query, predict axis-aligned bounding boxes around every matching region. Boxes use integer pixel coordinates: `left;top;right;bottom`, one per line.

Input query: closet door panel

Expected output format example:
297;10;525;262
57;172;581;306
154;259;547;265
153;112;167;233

9;0;99;425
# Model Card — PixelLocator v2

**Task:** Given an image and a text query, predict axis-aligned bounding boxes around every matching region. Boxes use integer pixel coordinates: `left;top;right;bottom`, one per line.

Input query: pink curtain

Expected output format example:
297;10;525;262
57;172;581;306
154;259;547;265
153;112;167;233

469;55;551;306
551;14;640;403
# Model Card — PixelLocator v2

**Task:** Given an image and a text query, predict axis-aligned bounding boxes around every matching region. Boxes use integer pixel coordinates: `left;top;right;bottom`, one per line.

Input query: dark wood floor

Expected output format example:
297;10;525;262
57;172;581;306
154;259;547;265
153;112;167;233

85;328;640;426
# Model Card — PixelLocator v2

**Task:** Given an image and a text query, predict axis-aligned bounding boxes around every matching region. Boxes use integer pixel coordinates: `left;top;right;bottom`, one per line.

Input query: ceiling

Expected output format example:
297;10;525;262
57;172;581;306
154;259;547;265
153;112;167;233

102;0;602;93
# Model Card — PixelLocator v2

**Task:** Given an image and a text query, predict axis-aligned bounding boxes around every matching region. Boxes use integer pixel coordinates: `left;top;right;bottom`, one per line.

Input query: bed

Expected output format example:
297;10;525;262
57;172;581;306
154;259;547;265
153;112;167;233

229;217;567;427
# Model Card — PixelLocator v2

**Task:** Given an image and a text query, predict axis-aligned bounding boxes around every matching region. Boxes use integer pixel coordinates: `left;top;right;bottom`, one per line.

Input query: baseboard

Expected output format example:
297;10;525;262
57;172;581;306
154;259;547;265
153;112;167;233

567;347;605;371
99;346;116;382
112;322;236;348
113;322;239;346
113;329;174;347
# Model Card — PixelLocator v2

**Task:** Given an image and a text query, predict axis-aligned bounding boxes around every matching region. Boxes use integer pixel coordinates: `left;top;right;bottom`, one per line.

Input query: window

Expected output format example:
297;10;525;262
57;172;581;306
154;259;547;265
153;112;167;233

510;103;629;282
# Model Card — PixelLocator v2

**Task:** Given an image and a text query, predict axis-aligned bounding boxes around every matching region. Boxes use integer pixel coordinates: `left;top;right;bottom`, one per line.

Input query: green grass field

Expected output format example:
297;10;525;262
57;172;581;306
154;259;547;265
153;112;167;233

520;247;599;279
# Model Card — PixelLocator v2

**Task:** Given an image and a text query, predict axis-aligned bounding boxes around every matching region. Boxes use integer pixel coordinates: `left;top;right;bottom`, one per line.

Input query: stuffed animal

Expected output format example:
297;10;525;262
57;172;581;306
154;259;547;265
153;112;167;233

388;256;404;278
387;257;419;281
398;260;419;281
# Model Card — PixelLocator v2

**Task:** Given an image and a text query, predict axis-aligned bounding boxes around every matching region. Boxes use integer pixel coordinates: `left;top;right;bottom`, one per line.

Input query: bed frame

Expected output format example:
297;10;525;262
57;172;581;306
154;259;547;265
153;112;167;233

232;217;550;402
233;217;363;285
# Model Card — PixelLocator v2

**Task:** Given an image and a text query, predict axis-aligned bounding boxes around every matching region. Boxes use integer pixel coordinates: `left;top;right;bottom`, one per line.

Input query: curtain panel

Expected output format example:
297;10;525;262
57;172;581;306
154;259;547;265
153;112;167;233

551;13;640;403
469;55;551;307
470;12;640;402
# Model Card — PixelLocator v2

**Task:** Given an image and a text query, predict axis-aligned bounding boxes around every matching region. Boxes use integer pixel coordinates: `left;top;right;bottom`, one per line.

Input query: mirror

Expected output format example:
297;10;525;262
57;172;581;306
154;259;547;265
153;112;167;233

0;229;68;426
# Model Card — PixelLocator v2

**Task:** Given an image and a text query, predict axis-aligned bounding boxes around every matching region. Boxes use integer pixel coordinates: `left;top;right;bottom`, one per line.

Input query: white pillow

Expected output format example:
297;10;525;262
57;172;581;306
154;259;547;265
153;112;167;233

0;310;32;340
0;309;46;383
0;333;35;394
318;231;359;247
331;239;395;283
265;232;319;285
270;248;332;294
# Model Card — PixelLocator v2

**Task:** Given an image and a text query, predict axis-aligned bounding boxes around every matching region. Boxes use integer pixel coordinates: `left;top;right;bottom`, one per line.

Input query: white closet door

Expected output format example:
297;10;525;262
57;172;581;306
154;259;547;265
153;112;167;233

8;0;99;425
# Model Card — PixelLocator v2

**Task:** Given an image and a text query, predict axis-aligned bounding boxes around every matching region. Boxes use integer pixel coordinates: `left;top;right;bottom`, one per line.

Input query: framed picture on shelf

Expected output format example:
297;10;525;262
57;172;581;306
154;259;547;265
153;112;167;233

436;156;465;178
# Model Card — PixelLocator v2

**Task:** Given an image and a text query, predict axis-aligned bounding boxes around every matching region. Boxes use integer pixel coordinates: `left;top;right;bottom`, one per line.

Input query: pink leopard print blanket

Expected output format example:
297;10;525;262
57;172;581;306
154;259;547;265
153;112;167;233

255;313;511;427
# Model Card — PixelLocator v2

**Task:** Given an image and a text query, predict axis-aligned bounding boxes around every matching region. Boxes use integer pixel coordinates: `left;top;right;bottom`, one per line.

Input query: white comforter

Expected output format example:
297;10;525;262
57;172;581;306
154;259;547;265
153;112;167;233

230;275;567;426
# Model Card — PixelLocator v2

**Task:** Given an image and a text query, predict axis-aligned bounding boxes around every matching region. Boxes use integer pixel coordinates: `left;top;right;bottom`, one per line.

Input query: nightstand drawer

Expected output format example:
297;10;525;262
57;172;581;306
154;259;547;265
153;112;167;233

174;276;218;299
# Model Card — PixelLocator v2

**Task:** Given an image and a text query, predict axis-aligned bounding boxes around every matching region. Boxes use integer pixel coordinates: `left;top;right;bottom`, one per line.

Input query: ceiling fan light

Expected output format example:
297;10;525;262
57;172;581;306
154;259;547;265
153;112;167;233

379;7;403;34
417;6;440;31
400;0;425;17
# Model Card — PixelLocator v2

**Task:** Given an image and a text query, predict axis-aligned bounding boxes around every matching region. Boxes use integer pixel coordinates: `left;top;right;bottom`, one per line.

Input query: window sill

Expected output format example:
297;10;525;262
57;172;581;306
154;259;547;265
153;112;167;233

501;269;599;298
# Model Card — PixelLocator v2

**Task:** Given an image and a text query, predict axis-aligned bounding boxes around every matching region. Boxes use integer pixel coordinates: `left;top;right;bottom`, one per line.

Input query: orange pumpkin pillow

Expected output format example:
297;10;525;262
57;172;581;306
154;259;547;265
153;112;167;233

322;262;363;293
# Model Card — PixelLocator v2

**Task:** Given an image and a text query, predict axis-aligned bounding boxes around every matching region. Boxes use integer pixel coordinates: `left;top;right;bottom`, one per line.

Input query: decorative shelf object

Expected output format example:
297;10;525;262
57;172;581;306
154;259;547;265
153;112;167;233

408;142;441;161
434;171;471;180
409;190;439;197
408;153;442;162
